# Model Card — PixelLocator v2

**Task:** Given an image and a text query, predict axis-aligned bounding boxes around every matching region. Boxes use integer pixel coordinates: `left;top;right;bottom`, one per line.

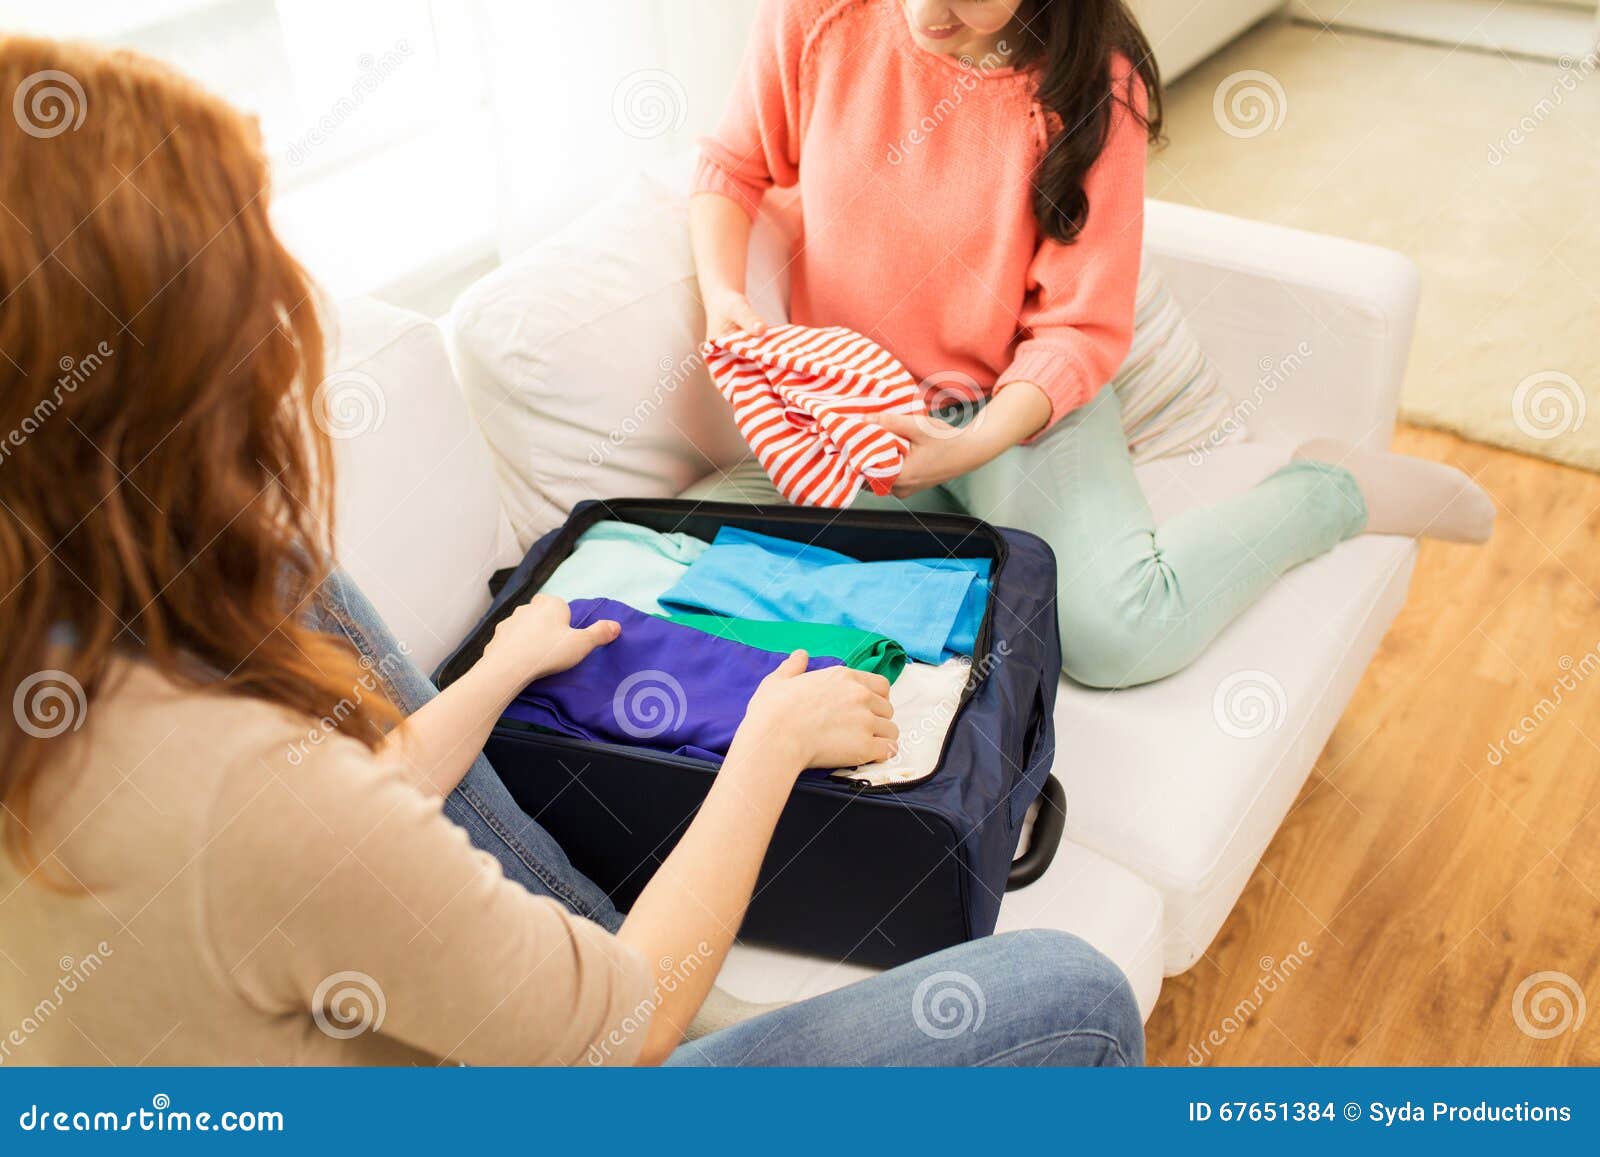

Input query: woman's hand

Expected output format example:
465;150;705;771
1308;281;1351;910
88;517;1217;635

874;381;1055;496
730;651;896;773
702;286;768;344
479;594;620;696
874;412;999;497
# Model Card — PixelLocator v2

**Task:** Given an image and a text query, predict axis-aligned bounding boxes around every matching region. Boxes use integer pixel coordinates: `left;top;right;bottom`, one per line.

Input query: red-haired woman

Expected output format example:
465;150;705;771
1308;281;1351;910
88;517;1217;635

0;37;1141;1067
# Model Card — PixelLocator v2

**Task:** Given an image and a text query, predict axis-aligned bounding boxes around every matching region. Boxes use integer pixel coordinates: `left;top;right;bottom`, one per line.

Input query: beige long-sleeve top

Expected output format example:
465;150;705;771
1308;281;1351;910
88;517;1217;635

0;661;652;1066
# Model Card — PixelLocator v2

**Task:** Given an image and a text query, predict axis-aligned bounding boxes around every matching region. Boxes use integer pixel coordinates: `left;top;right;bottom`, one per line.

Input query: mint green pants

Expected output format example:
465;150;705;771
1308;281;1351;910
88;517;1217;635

681;389;1367;688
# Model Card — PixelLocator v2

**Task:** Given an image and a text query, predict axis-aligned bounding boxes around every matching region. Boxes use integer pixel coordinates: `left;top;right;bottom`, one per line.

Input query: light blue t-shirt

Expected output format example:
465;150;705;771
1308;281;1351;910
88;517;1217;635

540;520;710;615
658;526;989;665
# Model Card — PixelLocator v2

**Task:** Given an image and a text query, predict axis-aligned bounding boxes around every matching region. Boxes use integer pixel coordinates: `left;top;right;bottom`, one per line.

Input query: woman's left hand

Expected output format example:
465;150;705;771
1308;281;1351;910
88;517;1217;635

872;412;1001;497
480;594;620;693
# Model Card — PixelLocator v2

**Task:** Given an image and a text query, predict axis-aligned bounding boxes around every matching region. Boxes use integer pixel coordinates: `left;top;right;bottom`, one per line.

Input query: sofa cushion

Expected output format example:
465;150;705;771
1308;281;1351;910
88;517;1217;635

717;840;1167;1020
1117;263;1239;464
1058;442;1418;972
449;162;793;549
325;298;520;676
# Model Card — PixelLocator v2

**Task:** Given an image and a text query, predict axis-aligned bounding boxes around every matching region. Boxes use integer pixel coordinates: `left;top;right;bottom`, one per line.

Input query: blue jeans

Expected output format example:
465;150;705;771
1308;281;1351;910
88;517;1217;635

308;570;623;931
666;929;1143;1067
309;570;1144;1066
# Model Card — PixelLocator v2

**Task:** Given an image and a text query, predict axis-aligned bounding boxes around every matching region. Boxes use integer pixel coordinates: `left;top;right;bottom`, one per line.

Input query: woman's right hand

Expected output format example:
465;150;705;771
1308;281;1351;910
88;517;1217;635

702;286;767;344
731;651;896;773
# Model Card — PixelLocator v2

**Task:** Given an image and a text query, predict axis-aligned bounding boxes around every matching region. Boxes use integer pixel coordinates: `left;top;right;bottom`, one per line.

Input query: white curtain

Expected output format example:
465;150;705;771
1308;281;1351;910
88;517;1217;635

0;0;763;297
478;0;760;257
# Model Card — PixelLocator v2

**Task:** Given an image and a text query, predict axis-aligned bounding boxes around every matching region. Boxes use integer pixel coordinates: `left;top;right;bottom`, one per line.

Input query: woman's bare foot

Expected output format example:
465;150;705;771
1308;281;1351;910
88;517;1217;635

1294;438;1496;543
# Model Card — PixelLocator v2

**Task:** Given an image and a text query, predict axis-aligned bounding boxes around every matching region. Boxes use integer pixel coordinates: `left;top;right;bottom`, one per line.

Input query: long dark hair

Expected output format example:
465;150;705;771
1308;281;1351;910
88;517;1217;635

1009;0;1164;244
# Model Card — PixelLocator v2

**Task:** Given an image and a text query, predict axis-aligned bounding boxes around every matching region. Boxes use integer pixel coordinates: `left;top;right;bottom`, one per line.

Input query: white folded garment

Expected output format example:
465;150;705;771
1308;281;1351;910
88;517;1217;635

834;657;971;788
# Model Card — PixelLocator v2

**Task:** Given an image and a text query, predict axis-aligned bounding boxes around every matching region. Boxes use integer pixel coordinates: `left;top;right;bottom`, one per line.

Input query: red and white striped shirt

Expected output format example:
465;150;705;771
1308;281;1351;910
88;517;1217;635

701;324;927;508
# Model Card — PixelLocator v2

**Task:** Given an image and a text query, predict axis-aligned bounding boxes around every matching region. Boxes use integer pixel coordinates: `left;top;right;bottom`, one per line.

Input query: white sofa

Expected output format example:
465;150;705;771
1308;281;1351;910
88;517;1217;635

1130;0;1284;80
324;172;1419;1019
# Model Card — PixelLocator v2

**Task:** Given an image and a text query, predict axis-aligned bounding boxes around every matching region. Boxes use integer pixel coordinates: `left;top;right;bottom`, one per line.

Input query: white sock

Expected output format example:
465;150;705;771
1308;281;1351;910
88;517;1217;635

685;984;789;1041
1293;438;1495;543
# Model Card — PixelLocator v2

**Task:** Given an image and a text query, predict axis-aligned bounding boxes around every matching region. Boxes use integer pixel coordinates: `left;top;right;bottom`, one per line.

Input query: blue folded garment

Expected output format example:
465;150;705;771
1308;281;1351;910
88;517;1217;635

502;597;841;762
658;526;990;665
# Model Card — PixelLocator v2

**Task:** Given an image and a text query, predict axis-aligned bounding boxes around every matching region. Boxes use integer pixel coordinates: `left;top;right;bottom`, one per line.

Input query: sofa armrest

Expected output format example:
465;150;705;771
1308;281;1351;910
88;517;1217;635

1144;199;1421;451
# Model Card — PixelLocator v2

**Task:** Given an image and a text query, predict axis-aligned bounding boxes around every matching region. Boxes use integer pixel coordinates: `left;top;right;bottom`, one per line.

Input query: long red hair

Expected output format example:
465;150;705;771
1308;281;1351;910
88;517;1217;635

0;36;398;868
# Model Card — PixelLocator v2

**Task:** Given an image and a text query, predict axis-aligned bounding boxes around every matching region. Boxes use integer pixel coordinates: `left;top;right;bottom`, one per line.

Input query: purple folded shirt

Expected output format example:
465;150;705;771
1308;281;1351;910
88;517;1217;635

503;597;842;762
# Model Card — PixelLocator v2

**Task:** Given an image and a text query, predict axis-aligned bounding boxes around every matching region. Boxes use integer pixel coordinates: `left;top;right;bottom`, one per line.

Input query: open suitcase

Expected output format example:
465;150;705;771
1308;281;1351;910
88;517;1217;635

436;497;1066;967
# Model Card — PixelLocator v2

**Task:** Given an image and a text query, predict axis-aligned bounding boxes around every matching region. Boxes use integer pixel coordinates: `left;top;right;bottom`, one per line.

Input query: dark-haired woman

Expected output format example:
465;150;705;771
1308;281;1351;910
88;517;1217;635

689;0;1494;689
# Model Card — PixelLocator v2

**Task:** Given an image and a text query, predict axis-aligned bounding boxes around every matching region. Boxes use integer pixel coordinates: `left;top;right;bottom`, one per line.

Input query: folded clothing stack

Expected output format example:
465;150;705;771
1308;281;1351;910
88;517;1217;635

509;520;992;785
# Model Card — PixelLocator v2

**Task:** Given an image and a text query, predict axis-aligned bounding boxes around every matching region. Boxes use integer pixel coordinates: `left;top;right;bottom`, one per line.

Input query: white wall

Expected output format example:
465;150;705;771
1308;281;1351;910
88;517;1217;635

484;0;759;256
1129;0;1286;81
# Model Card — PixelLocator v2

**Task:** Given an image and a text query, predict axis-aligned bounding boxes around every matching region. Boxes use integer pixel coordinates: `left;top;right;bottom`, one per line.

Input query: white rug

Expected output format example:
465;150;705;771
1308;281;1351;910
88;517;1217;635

1150;19;1599;472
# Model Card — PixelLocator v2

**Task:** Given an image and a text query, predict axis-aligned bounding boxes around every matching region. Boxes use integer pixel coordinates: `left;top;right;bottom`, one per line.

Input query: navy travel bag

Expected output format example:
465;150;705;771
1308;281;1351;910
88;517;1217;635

435;497;1065;967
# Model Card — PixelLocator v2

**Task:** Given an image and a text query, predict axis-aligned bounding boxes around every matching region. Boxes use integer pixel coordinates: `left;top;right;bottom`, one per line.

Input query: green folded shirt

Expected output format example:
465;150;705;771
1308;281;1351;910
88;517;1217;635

659;612;907;684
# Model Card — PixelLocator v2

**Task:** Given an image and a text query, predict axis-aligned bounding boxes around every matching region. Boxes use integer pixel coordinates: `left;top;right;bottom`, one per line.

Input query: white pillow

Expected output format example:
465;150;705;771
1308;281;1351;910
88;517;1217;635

449;158;792;548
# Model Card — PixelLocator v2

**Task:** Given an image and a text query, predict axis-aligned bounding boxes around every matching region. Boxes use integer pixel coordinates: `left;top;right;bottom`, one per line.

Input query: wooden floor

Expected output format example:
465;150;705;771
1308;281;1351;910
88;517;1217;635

1145;426;1600;1065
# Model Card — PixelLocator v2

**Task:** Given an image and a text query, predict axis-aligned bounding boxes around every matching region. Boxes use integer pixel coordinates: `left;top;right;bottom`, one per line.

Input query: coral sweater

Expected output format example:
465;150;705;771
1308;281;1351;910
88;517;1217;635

694;0;1148;431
